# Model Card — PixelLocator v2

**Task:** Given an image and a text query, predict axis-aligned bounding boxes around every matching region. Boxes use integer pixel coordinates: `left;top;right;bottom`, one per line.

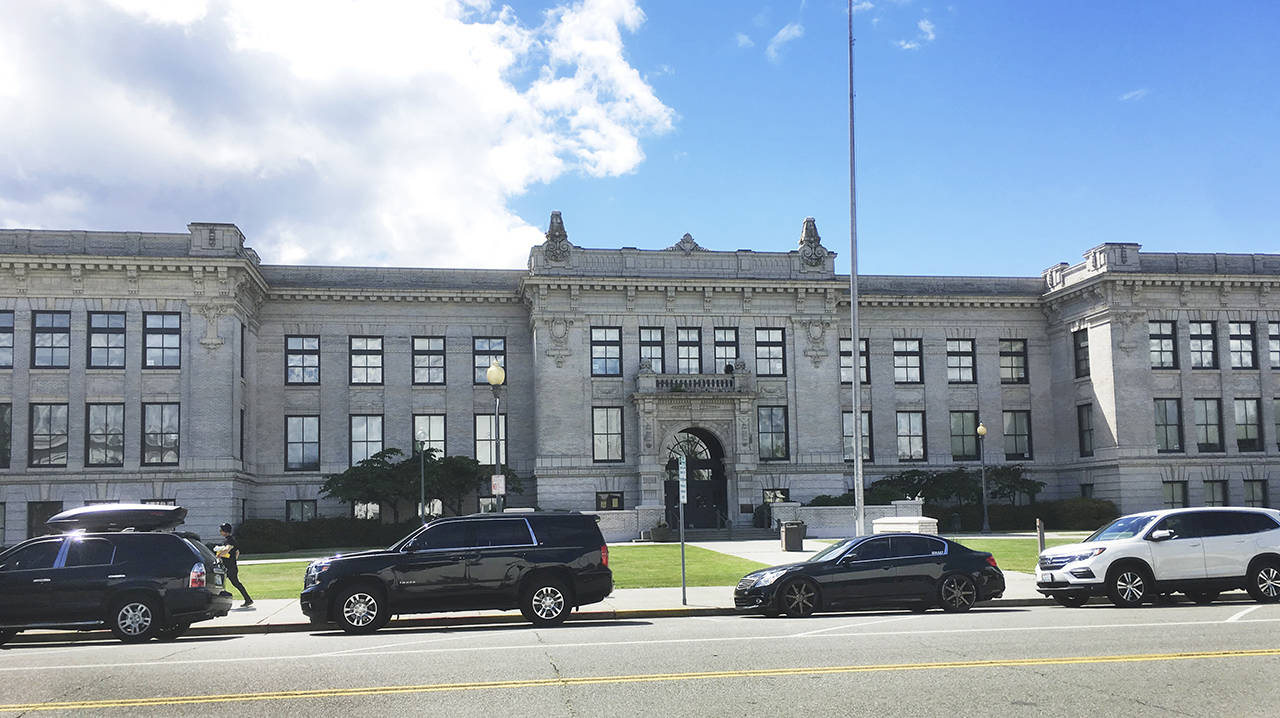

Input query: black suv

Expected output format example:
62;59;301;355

0;504;233;645
301;512;612;633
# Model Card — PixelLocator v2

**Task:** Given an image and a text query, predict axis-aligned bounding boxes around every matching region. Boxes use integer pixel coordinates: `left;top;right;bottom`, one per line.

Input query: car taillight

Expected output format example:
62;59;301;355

189;562;207;588
985;555;998;568
600;544;609;567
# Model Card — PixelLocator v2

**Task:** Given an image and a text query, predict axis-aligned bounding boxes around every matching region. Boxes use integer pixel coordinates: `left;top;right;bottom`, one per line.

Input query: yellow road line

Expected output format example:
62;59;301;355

5;648;1280;711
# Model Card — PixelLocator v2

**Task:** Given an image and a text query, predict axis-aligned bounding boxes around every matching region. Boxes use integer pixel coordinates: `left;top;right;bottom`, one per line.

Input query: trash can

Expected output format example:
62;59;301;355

781;520;807;551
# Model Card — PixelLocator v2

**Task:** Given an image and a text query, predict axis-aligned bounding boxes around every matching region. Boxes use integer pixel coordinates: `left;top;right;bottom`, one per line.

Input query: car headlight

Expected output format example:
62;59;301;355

304;560;330;587
1041;548;1106;566
753;568;792;587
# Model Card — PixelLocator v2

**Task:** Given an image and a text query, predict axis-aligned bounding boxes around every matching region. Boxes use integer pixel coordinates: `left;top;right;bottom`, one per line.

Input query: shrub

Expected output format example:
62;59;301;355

236;517;424;555
236;519;293;553
923;498;1119;532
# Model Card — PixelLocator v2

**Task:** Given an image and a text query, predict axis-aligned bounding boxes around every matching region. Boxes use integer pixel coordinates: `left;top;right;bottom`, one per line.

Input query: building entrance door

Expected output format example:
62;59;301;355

663;429;727;529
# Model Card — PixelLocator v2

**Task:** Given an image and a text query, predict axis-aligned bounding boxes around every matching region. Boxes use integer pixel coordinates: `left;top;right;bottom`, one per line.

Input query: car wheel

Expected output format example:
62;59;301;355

1106;565;1152;608
109;596;162;643
0;630;17;646
1247;561;1280;603
779;579;818;617
1053;593;1089;608
155;623;190;642
335;585;390;634
521;578;570;626
1186;591;1219;605
938;574;978;613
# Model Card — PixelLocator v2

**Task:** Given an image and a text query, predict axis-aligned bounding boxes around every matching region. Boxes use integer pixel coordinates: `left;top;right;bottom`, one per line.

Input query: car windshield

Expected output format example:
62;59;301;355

807;539;854;562
1084;515;1156;542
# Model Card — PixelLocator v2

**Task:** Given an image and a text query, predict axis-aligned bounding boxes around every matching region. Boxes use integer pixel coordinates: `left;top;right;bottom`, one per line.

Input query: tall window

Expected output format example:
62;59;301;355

714;328;738;371
349;415;383;465
1244;480;1269;508
32;311;71;368
591;327;622;376
1003;410;1033;460
87;312;126;368
29;403;69;466
474;414;506;465
1234;398;1261;452
0;311;13;368
842;410;872;462
286;336;320;384
349;336;383;384
1228;321;1256;369
858;339;869;383
676;328;701;374
1189;321;1217;369
639;327;664;373
1269;321;1280;369
592;407;624;462
286;500;317;522
949;411;978;460
473;337;505;383
142;403;180;465
1077;404;1094;457
757;406;789;460
754;328;785;376
1073;329;1090;378
946;339;975;383
893;339;922;383
413;414;446;457
1154;398;1183;453
1163;481;1189;509
1204;481;1228;507
0;404;10;469
285;415;320;471
896;411;926;461
1149;321;1177;369
143;312;181;368
999;339;1028;383
409;336;444;384
1193;399;1223;452
85;403;125;467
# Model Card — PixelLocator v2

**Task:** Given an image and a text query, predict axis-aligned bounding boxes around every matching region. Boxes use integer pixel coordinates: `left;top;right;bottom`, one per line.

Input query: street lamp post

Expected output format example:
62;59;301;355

976;422;990;533
486;360;506;512
415;430;428;524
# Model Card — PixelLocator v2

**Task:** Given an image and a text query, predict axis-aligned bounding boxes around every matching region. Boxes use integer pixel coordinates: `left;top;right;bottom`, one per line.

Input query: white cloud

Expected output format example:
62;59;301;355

1120;88;1151;102
851;2;874;13
896;17;936;50
0;0;674;269
918;19;936;41
736;32;755;48
766;23;805;63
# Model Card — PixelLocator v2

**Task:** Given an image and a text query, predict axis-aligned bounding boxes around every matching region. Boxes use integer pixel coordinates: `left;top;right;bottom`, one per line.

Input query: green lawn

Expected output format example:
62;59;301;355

945;537;1078;573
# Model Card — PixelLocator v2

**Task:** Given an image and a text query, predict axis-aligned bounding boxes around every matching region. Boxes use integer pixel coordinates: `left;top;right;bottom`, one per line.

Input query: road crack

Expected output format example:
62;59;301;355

534;629;579;718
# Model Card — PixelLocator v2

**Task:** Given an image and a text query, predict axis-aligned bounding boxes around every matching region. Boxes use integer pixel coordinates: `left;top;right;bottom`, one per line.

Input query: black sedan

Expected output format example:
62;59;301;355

735;533;1005;617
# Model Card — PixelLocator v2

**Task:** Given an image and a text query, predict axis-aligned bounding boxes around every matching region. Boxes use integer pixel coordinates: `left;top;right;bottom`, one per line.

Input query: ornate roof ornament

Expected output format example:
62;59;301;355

666;233;706;255
542;211;573;263
798;217;828;267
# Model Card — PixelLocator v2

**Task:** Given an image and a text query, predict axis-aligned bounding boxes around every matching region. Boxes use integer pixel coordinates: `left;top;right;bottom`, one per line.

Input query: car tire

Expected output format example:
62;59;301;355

779;579;818;617
938;573;978;613
334;585;390;634
760;607;781;618
1106;565;1152;608
521;578;570;626
155;623;190;642
1246;561;1280;603
1186;591;1219;605
0;630;17;646
1053;593;1089;608
108;595;163;643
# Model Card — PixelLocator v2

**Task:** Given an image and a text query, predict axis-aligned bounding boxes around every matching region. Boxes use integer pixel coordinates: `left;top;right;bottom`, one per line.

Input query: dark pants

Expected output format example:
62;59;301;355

225;563;252;603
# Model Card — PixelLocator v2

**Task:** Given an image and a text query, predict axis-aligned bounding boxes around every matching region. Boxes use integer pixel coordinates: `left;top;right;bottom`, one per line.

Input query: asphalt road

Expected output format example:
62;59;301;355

2;601;1278;717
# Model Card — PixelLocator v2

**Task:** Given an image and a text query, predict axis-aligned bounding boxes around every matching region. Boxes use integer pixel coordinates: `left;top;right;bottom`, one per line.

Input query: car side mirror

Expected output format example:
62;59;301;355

1149;529;1174;542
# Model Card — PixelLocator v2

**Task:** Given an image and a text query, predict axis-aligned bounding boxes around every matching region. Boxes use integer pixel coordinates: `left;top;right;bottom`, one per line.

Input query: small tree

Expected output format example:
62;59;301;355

986;464;1045;505
320;448;417;523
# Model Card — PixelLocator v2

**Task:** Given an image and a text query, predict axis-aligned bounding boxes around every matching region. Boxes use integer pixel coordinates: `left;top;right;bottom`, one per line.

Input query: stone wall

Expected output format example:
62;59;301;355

768;500;924;538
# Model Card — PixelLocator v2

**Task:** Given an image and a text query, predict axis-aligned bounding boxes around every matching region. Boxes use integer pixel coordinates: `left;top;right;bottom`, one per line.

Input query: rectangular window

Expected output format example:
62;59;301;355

1244;480;1269;508
1080;484;1094;499
474;414;507;466
0;311;13;368
349;336;383;384
946;339;975;383
349;415;383;465
1163;481;1189;509
143;312;181;368
1154;398;1183;453
714;328;738;372
239;408;244;461
896;410;926;461
142;403;180;465
591;327;622;376
286;500;317;522
949;411;978;461
842;410;872;462
240;323;245;378
761;488;790;504
85;403;125;467
1204;481;1228;507
87;312;126;368
0;403;10;468
1077;404;1094;458
1149;321;1177;369
32;311;71;368
893;339;922;383
592;407;624;462
757;406;789;461
1269;321;1279;369
676;328;702;374
473;337;505;383
639;327;664;373
142;498;176;505
1003;410;1033;460
1073;329;1090;378
1229;321;1256;369
595;492;623;511
754;328;785;376
412;336;445;384
1189;321;1217;369
1193;398;1223;452
285;415;320;471
1234;398;1261;452
285;335;320;384
840;339;869;384
413;414;446;457
999;339;1028;383
29;403;69;467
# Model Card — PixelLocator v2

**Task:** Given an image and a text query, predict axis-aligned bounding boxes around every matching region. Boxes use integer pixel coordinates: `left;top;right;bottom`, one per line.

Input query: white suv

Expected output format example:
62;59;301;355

1035;506;1280;608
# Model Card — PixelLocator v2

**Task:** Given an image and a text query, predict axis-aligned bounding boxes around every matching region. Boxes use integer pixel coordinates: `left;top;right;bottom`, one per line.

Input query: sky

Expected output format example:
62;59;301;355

1;0;1277;277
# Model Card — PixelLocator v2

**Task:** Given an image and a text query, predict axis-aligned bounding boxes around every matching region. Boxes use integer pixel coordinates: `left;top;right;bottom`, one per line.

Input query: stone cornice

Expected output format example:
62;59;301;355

0;254;268;299
265;288;521;304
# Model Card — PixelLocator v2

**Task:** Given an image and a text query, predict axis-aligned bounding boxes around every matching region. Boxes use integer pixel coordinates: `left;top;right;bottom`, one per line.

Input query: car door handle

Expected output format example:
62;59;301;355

108;574;126;579
32;578;52;583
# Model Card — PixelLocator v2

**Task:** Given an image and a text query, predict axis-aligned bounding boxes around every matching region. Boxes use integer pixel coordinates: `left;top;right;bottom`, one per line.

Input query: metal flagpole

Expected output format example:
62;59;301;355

848;0;866;536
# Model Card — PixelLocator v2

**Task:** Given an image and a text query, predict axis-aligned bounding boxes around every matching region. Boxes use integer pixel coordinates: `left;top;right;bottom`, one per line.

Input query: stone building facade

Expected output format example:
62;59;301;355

0;214;1277;542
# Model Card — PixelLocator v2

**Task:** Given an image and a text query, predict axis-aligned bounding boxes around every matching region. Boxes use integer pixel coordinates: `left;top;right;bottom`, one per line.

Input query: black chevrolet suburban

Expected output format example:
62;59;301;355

301;512;612;633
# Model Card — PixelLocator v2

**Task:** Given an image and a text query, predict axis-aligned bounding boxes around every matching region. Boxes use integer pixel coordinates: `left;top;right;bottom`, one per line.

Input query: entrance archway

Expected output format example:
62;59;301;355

663;428;727;529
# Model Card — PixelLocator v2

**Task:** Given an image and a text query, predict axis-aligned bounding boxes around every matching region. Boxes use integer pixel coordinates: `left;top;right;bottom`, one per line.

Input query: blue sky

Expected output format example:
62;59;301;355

2;1;1276;277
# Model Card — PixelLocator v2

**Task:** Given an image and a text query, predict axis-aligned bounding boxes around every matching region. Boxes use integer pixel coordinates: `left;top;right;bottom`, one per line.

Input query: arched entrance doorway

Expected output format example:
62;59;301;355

663;428;727;529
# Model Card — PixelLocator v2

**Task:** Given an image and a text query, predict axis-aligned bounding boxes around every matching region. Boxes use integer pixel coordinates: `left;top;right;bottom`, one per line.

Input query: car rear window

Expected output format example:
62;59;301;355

475;519;535;547
64;537;116;567
529;517;604;547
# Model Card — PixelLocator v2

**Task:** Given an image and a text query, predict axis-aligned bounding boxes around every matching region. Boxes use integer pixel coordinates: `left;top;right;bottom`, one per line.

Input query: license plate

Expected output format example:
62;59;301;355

1044;573;1053;583
215;575;224;587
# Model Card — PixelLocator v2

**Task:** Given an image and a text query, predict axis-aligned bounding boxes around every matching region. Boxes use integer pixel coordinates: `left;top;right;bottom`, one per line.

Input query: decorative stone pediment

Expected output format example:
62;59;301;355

541;211;574;264
798;217;829;268
665;233;706;255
